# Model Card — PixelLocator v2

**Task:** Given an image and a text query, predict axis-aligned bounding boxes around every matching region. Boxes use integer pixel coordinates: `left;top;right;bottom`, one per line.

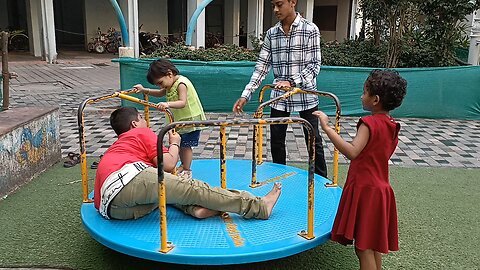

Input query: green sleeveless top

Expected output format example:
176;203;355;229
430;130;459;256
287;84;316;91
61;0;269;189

166;75;206;134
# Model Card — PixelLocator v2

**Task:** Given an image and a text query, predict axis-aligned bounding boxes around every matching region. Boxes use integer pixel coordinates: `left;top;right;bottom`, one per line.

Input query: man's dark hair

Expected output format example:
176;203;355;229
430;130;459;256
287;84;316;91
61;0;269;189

110;107;140;136
365;69;407;111
147;59;179;85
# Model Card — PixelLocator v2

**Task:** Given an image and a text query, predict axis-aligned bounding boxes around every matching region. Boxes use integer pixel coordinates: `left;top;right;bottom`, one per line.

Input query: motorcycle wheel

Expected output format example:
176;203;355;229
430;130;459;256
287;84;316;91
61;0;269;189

95;43;106;54
106;42;118;54
9;34;29;51
87;43;95;53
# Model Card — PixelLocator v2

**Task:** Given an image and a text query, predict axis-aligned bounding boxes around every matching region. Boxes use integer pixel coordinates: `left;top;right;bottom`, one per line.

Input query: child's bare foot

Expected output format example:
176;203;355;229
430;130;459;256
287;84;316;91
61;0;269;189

192;206;220;219
263;182;282;218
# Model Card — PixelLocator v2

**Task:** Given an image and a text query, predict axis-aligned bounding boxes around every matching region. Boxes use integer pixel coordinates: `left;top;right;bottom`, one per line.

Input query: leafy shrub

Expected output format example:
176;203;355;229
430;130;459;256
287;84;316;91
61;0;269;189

147;43;258;62
397;39;440;68
145;38;464;68
321;39;386;67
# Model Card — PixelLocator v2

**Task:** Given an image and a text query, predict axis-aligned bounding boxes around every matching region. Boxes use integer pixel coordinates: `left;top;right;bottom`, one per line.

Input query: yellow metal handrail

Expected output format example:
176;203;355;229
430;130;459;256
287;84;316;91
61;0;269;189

253;85;342;187
156;117;318;253
77;90;173;203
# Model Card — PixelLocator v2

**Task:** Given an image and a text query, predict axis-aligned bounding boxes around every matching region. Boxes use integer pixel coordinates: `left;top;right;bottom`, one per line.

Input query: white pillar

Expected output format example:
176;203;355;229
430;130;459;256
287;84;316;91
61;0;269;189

40;0;57;64
127;0;139;58
336;0;349;41
296;0;313;22
187;0;206;48
468;9;480;65
26;0;43;57
225;0;240;46
247;0;263;49
349;0;359;40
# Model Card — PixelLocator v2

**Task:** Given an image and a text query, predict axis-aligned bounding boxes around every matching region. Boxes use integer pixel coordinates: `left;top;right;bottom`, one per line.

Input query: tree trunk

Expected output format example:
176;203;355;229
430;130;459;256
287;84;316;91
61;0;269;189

373;19;381;46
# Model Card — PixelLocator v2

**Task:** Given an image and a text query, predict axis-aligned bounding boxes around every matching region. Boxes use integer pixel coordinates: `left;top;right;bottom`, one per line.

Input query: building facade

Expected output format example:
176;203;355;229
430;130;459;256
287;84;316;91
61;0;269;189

0;0;359;62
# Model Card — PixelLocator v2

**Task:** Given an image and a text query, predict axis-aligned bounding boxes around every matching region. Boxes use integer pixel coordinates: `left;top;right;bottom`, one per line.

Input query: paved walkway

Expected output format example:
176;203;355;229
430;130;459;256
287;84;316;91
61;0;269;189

5;53;480;168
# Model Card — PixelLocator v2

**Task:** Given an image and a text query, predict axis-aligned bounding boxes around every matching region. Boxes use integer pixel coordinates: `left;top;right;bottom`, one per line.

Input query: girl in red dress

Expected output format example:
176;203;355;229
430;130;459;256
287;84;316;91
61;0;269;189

314;69;407;270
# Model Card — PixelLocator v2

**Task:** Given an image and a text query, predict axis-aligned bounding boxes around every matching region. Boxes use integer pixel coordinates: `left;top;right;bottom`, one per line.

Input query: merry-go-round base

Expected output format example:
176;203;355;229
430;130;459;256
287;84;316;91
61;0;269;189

81;159;342;265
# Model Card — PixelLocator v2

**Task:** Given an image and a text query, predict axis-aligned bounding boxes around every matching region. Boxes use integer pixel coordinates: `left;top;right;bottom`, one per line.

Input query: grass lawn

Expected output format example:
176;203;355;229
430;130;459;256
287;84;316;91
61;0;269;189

0;162;478;270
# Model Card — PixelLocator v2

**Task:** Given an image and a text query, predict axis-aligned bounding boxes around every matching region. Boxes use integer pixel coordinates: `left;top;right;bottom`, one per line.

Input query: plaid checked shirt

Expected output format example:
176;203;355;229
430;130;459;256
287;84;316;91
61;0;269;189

241;13;321;112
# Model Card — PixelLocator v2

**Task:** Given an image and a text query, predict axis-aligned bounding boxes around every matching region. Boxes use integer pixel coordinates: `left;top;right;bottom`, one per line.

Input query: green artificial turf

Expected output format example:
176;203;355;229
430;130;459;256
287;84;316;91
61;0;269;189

0;162;479;270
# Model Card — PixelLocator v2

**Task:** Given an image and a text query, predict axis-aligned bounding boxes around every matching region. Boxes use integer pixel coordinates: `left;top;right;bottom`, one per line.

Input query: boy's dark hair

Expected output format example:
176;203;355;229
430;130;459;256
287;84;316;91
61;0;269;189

147;59;179;85
365;69;407;111
110;107;140;136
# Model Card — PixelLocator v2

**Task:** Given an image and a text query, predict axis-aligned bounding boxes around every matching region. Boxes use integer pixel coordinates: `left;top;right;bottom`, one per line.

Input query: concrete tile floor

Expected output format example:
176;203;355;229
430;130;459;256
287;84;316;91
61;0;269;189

5;56;480;168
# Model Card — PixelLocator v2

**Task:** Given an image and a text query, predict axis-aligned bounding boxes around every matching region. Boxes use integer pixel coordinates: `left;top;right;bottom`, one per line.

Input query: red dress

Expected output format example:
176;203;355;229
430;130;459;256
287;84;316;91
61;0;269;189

330;114;400;253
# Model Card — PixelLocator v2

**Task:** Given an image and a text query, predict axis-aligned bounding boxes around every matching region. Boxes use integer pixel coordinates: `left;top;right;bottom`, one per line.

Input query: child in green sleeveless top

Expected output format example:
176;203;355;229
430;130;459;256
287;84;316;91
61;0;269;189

134;59;206;180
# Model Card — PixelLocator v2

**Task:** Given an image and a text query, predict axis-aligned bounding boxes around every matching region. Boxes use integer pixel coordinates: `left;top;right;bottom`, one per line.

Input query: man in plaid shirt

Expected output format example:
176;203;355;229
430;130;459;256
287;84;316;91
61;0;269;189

233;0;327;177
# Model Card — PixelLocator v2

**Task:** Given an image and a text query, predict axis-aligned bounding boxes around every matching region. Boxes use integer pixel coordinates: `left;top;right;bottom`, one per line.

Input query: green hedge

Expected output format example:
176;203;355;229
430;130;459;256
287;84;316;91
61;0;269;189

146;41;469;68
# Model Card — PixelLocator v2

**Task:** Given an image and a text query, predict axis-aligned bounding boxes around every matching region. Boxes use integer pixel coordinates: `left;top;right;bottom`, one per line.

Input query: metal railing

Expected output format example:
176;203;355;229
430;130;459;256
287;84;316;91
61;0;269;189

156;117;317;253
252;85;342;187
77;90;173;202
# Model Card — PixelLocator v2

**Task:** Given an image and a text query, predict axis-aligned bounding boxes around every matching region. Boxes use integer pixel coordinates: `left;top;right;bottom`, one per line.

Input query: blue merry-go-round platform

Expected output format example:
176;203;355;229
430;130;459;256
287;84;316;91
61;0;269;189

81;159;342;265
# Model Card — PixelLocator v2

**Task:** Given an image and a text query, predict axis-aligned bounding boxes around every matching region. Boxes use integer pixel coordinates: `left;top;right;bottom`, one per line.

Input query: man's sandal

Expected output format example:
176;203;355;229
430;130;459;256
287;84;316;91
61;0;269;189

63;152;80;168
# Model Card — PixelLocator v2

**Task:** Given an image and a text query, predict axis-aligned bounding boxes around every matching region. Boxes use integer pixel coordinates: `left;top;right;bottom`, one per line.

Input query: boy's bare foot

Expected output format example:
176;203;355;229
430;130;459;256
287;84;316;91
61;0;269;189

263;182;282;218
192;206;220;219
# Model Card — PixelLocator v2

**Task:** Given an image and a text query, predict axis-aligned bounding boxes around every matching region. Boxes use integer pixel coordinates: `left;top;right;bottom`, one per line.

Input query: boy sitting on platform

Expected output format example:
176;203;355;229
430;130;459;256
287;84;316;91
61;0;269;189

94;107;282;220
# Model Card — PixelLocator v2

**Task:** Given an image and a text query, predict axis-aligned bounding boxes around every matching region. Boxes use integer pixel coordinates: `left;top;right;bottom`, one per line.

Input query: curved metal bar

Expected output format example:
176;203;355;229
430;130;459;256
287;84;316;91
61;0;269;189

77;91;174;203
109;0;129;46
254;88;301;118
185;0;214;46
253;87;342;187
251;89;301;185
156;116;317;253
252;85;295;168
77;91;131;203
117;93;174;124
257;84;280;105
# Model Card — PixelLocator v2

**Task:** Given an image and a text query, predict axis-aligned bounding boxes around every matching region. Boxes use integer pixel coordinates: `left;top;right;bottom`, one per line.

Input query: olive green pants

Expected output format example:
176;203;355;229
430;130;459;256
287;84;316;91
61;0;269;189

109;167;268;220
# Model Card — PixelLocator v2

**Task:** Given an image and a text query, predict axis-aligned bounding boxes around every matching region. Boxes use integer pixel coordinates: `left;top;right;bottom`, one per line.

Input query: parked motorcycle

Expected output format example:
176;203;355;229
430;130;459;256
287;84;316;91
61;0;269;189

87;27;108;54
106;28;122;54
139;24;167;55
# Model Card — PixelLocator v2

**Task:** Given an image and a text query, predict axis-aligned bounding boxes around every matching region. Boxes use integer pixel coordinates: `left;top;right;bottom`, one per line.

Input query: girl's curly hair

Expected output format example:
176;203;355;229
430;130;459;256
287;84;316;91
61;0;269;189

365;69;407;111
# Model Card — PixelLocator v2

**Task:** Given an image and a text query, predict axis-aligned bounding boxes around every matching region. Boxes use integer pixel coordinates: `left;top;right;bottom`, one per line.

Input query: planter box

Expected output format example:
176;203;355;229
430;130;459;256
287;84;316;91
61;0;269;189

114;58;480;120
0;107;61;198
